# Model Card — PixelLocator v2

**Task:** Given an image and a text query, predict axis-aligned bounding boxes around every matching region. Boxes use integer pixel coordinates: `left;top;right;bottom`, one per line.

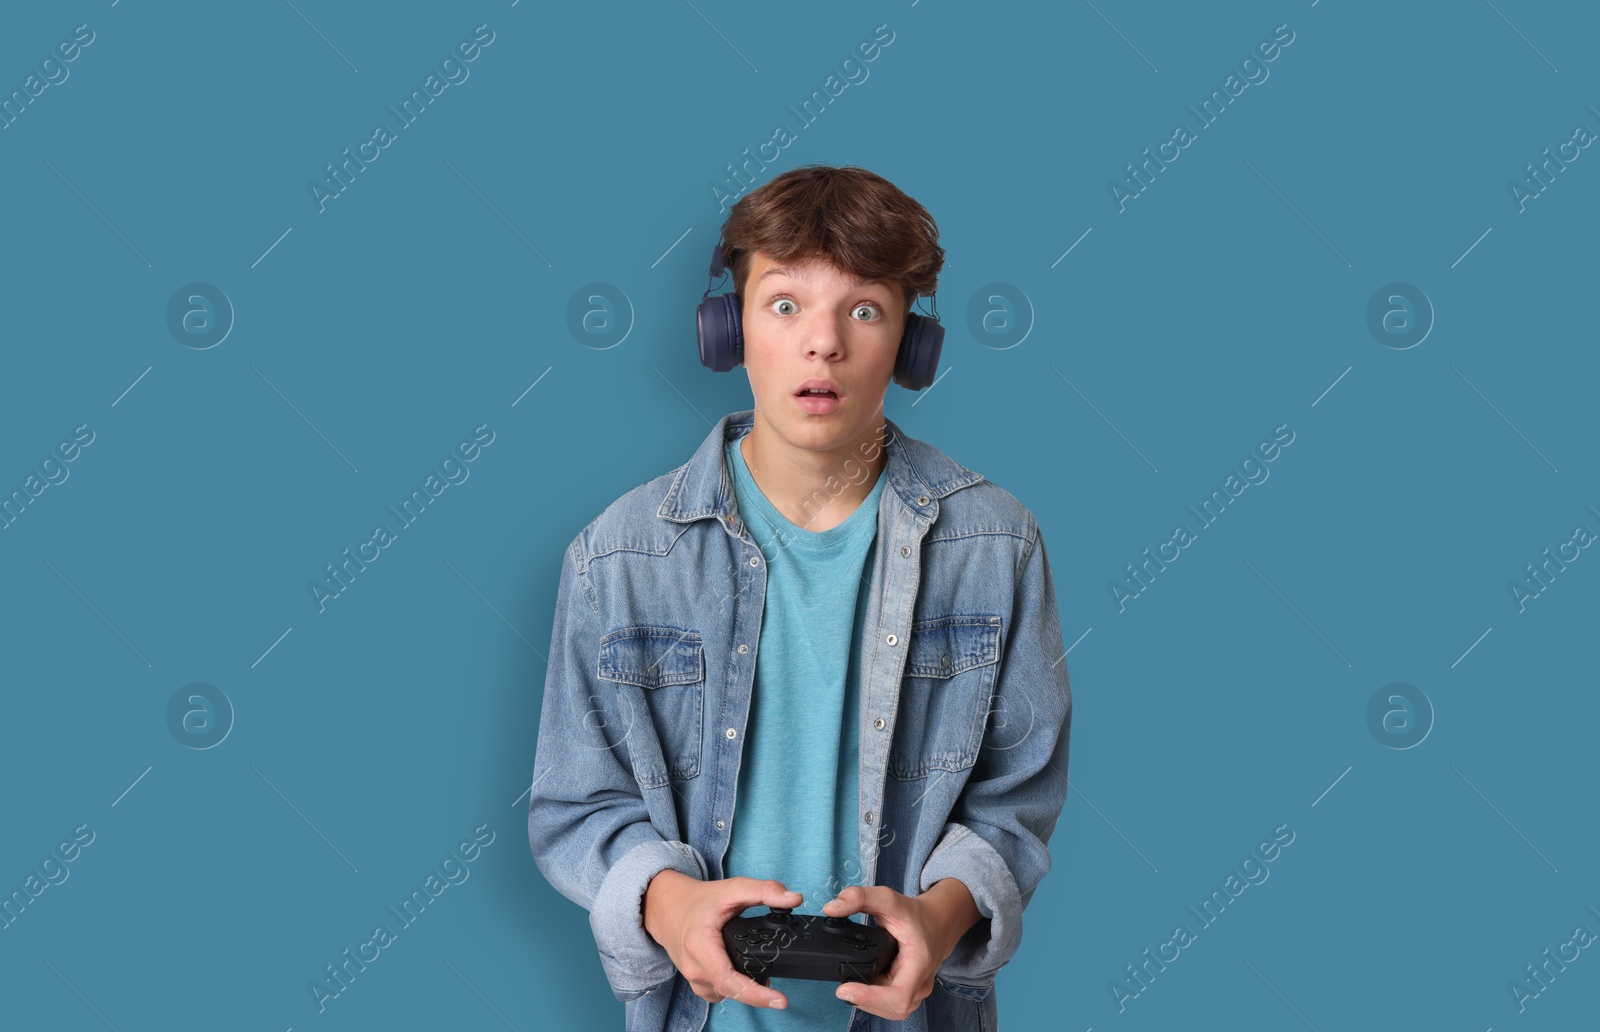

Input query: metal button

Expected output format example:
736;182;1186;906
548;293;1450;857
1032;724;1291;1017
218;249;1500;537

917;495;930;506
716;819;725;830
749;556;760;567
864;811;874;824
874;717;885;730
737;644;749;654
900;546;910;557
941;655;950;667
725;727;737;739
886;633;898;646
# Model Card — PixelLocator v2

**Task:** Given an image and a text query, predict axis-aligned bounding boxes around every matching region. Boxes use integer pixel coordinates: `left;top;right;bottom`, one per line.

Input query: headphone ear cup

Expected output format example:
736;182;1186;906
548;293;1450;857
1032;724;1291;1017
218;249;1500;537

697;292;744;371
894;313;944;390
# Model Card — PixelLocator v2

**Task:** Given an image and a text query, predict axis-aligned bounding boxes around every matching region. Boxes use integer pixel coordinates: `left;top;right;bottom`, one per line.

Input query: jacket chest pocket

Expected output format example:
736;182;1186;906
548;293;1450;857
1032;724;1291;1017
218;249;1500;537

597;625;705;787
888;615;1001;781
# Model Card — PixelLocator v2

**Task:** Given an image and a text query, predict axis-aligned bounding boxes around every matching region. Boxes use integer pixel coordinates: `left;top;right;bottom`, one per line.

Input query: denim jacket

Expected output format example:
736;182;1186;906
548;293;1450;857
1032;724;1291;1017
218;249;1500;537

527;409;1072;1031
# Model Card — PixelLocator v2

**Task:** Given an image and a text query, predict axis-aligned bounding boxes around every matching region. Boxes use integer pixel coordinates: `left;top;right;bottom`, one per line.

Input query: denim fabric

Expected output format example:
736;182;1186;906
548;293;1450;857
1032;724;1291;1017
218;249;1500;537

528;409;1071;1032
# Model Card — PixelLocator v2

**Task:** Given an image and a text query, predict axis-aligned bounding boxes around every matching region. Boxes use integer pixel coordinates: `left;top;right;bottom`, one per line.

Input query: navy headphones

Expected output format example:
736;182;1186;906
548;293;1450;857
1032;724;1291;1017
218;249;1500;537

695;232;944;390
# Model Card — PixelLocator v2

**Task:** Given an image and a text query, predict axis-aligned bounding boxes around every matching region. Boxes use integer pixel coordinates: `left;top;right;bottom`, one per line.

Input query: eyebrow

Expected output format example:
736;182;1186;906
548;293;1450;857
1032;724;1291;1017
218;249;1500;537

757;265;892;291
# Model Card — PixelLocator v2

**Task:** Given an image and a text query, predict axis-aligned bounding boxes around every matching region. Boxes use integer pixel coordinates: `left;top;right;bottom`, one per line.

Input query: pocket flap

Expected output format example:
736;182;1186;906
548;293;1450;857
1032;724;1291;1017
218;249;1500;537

904;615;1000;678
597;626;705;688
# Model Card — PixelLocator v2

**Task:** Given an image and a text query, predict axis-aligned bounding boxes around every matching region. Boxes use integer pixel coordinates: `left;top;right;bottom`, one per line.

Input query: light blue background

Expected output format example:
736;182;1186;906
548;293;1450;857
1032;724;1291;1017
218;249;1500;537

1;1;1595;1029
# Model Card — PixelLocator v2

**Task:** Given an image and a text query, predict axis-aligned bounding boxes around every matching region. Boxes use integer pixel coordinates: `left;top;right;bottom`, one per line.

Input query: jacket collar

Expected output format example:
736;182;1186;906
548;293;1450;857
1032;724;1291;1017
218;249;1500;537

658;408;983;524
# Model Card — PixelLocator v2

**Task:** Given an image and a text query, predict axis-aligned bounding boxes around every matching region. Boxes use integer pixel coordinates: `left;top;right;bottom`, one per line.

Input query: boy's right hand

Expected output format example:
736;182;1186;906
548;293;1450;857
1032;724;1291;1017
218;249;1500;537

643;868;802;1010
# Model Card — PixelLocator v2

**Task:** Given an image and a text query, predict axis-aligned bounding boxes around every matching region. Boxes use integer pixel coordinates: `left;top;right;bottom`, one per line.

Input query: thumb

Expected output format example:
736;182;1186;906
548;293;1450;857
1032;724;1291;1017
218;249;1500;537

766;884;803;906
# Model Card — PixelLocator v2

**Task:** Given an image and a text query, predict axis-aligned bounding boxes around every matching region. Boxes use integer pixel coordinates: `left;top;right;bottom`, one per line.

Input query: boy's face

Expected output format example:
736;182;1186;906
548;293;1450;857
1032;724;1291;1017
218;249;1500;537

739;250;904;456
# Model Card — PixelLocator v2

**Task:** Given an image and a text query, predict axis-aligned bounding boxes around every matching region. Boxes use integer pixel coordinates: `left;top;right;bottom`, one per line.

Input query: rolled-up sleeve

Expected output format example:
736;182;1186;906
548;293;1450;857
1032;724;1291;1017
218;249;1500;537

527;530;709;1001
917;519;1072;986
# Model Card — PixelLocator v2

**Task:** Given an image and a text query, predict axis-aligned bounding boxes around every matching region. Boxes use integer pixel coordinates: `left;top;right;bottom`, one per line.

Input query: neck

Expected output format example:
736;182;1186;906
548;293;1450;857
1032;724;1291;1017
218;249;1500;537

739;406;888;532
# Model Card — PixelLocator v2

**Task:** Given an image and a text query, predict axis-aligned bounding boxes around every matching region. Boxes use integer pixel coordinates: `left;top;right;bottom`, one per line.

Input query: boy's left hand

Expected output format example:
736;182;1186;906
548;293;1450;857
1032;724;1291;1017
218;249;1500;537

820;885;960;1022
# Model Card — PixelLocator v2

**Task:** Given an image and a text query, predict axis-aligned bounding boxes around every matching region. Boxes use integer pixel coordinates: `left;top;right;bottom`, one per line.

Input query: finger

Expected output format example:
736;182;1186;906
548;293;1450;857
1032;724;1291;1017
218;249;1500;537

828;884;910;923
837;955;924;1020
823;884;870;917
689;924;775;1009
717;967;787;1010
838;981;917;1022
734;879;802;912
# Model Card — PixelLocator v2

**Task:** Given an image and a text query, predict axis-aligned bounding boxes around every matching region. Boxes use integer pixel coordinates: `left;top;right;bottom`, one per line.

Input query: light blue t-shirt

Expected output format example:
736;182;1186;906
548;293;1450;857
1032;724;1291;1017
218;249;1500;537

707;433;887;1031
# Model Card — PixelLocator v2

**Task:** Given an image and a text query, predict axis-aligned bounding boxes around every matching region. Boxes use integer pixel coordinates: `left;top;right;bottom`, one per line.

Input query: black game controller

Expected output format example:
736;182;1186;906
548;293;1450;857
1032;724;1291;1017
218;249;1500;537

722;906;899;985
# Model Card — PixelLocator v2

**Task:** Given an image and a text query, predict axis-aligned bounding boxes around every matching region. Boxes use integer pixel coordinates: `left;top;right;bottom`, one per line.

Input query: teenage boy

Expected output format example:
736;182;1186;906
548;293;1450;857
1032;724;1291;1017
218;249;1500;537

528;165;1071;1032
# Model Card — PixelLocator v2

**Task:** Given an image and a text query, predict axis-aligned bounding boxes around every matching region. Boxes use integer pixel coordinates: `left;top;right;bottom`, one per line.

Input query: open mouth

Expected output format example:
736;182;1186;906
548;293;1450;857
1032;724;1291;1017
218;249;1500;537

794;387;842;412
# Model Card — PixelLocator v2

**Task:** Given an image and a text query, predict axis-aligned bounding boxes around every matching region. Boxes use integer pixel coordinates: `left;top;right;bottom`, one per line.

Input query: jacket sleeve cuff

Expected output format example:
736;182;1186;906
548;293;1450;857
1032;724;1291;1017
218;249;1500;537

918;821;1023;987
590;837;709;1001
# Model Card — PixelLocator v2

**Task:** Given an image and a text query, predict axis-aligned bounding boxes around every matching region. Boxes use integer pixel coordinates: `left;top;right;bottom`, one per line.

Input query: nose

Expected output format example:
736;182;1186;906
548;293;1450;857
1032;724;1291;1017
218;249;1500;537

803;310;849;360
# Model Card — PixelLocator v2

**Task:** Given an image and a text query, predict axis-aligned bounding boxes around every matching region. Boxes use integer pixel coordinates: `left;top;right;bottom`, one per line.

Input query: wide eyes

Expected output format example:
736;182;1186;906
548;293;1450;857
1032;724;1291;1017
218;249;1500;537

767;296;883;321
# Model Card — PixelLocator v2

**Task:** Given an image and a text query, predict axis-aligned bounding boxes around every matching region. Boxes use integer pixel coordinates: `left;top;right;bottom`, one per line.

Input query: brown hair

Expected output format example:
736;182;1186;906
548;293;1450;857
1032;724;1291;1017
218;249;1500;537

720;165;945;316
